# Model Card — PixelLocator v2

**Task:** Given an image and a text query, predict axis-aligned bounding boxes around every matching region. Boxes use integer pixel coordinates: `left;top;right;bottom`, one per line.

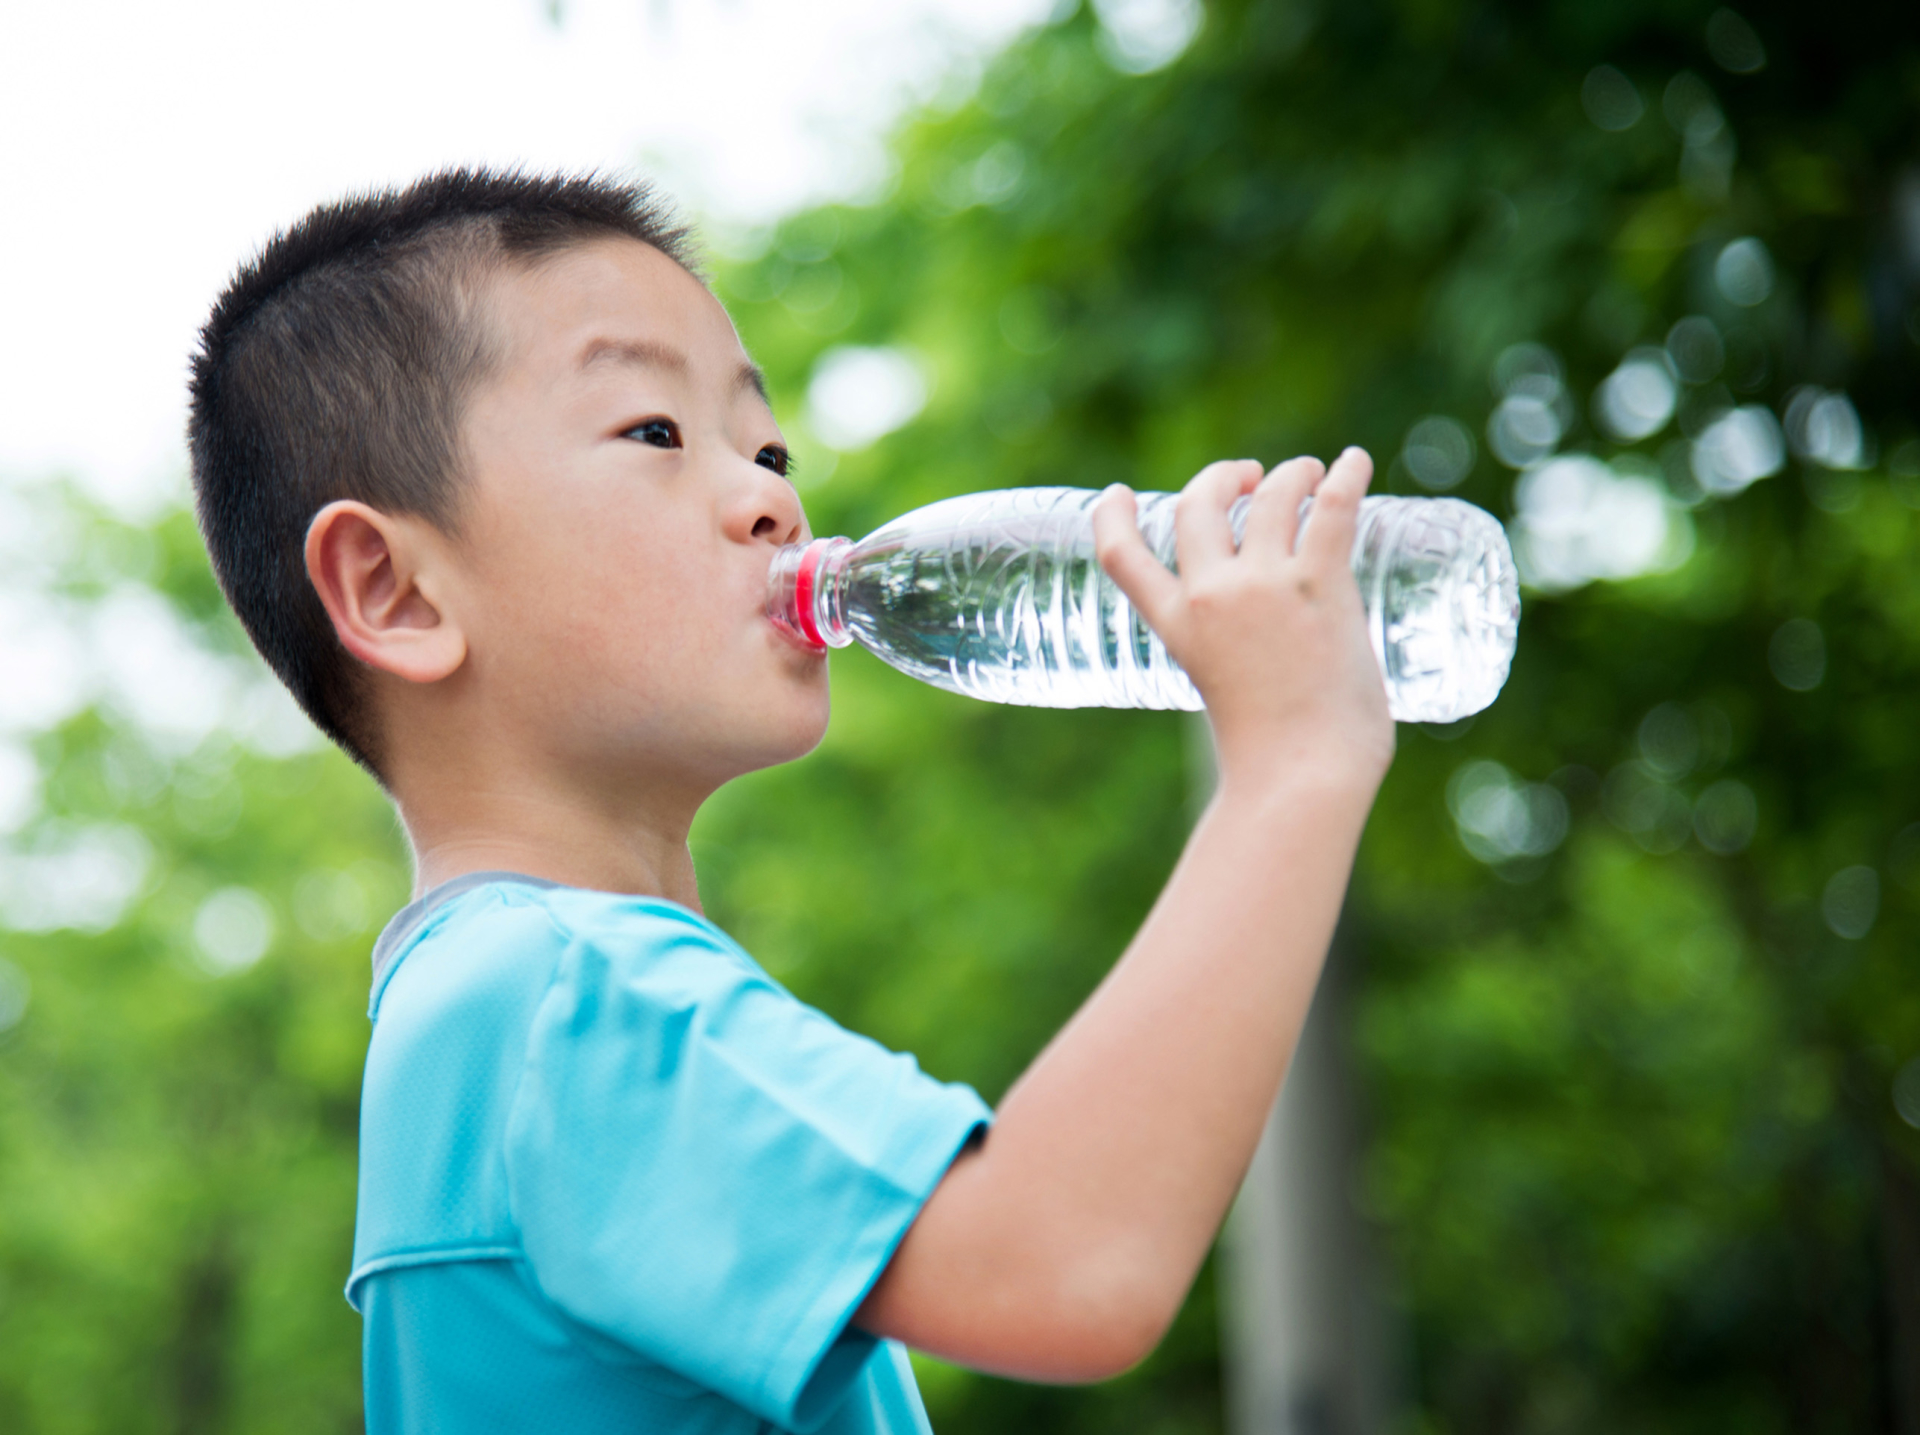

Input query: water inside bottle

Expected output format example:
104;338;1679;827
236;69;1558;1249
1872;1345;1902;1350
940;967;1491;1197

838;489;1200;709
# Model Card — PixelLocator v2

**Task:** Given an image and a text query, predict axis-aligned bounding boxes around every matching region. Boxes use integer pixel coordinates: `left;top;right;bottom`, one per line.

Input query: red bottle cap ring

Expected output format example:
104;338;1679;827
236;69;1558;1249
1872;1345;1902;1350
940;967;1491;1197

793;540;828;649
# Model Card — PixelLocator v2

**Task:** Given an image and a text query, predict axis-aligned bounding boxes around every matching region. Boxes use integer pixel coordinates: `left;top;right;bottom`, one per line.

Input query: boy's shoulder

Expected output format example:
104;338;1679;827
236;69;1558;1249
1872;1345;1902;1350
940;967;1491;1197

353;874;774;1303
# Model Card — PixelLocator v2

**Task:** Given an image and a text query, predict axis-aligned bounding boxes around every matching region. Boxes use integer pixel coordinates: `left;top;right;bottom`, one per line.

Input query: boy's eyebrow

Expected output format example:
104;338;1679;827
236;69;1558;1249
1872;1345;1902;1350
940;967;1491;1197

580;338;689;376
580;338;771;406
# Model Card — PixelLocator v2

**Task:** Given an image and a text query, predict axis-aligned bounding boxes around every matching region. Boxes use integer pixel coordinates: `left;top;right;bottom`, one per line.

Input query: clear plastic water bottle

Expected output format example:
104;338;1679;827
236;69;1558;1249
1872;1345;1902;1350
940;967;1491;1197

767;488;1520;723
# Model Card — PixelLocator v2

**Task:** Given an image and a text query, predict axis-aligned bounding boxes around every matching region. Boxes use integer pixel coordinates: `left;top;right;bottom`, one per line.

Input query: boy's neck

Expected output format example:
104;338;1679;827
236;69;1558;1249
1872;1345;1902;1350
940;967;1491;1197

395;773;706;912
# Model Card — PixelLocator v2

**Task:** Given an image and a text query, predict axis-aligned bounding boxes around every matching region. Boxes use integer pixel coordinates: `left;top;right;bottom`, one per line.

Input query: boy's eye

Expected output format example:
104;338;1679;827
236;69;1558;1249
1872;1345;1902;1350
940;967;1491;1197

623;418;682;449
755;444;793;478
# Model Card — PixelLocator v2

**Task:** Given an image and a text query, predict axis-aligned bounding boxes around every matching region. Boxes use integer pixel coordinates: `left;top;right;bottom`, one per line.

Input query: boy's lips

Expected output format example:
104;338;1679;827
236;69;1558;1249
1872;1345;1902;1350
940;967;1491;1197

765;609;827;655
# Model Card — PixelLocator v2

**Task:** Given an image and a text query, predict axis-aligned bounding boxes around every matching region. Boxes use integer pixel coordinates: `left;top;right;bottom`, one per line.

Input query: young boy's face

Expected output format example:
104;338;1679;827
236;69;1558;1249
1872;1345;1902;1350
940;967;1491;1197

441;236;829;798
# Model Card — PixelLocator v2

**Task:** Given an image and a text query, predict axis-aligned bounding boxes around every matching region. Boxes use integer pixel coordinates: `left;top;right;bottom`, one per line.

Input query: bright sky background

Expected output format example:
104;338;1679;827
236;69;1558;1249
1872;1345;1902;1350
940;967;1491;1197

0;0;1059;515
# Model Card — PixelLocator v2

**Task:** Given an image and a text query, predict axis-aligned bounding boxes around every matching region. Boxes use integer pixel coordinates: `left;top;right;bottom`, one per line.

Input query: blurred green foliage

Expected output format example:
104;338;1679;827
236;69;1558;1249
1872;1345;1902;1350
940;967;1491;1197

0;499;404;1432
2;0;1918;1430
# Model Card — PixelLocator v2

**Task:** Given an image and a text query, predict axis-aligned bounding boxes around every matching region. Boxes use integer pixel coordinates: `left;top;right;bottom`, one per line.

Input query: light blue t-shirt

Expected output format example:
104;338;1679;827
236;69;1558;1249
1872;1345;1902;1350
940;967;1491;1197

350;874;991;1434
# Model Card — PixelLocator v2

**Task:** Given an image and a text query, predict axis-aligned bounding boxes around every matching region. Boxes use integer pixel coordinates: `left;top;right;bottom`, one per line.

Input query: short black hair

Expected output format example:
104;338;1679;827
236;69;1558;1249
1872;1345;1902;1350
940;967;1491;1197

187;168;697;778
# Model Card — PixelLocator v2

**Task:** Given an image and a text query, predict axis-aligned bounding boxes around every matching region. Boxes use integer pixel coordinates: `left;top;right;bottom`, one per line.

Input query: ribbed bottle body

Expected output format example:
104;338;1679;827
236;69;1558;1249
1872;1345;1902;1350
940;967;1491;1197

773;487;1520;723
842;488;1197;709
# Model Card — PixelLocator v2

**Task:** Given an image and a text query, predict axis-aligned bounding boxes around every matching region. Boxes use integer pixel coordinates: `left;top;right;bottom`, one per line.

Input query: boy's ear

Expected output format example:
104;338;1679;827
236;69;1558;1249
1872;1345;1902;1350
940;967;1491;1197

304;500;467;685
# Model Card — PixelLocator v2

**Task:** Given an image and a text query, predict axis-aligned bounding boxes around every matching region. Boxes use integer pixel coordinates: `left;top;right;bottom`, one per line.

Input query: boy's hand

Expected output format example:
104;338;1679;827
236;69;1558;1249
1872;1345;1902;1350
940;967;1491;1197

1092;449;1394;794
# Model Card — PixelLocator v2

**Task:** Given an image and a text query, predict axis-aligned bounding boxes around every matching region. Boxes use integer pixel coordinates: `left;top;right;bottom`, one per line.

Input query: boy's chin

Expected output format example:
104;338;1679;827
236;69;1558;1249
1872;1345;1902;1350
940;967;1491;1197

714;697;831;779
759;703;832;768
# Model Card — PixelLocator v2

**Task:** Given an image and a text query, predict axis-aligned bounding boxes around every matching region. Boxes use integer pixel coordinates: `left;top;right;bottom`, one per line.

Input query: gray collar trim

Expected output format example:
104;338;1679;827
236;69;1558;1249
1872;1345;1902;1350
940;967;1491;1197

369;870;562;996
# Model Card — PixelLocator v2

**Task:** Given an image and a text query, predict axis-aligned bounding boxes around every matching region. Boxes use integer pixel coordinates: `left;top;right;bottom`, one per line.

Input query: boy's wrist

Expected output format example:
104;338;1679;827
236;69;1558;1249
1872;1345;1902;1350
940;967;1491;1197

1211;716;1392;801
1209;740;1388;822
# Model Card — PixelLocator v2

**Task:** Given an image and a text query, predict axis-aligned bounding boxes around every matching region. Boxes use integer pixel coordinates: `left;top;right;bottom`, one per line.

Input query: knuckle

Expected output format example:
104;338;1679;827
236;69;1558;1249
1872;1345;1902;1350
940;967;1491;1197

1186;580;1235;617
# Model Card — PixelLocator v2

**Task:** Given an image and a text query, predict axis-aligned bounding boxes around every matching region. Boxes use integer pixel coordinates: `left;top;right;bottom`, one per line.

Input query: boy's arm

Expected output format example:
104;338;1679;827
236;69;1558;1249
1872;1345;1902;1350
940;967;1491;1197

855;448;1395;1382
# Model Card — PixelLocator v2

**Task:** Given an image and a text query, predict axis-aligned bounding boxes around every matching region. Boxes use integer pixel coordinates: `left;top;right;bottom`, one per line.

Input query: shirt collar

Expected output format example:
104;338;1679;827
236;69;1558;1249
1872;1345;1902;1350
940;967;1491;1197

369;870;563;1001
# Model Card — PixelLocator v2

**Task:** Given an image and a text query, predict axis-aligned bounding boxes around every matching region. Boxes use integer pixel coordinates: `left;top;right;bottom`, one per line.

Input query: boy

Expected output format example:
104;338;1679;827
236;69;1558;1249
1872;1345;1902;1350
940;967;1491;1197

187;169;1393;1432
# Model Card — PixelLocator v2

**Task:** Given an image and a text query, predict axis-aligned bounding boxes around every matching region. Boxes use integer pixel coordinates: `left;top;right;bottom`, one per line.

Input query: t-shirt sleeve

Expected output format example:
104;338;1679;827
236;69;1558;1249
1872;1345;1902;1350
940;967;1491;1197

502;900;990;1431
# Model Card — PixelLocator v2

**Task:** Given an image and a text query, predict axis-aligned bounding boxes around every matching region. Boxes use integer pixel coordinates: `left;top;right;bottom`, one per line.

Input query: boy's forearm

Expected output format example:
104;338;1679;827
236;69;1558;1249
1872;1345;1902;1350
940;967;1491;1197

858;761;1377;1380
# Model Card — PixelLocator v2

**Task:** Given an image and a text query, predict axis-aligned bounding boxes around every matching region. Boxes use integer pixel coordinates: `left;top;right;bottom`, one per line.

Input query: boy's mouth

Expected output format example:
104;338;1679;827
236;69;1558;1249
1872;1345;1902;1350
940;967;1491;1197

766;537;853;651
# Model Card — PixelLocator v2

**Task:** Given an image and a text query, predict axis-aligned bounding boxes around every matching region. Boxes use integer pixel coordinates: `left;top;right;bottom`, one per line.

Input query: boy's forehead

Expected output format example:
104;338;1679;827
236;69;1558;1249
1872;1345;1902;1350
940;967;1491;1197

488;236;751;383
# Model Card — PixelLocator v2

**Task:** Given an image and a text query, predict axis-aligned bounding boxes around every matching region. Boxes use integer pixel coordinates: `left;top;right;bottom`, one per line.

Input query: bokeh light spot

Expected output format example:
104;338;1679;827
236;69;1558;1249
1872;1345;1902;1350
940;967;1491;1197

1637;702;1700;778
1894;1058;1920;1129
1400;415;1476;491
1490;342;1562;396
1581;65;1644;131
294;869;373;943
1665;315;1725;384
806;345;928;450
0;824;150;933
1663;72;1726;145
1784;387;1866;469
1693;779;1757;855
968;141;1028;207
1510;456;1684;591
1092;0;1202;74
193;887;275;976
1714;237;1775;307
1486;345;1571;468
1706;9;1767;74
1690;405;1784;493
1488;391;1565;468
1594;348;1679;442
1602;761;1694;854
1821;866;1878;940
1446;761;1570;864
1768;618;1825;692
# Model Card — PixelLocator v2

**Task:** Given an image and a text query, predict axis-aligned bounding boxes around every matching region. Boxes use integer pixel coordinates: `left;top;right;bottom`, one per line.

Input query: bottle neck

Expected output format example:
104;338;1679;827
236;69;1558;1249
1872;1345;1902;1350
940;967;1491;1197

766;537;854;649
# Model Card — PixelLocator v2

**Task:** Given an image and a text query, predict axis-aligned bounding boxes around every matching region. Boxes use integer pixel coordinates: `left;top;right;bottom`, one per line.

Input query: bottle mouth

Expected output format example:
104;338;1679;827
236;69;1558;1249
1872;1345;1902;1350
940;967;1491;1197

767;537;854;650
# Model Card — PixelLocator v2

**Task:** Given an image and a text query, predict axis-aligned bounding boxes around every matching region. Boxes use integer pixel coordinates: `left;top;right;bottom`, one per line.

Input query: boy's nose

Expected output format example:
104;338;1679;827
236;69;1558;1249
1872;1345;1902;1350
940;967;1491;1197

731;465;808;548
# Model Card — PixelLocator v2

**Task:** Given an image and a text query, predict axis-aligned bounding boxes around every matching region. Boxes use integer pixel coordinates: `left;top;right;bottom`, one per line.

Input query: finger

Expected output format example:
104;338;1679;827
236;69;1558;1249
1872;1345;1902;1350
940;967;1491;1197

1239;455;1325;558
1173;459;1264;576
1093;485;1181;632
1298;446;1375;571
